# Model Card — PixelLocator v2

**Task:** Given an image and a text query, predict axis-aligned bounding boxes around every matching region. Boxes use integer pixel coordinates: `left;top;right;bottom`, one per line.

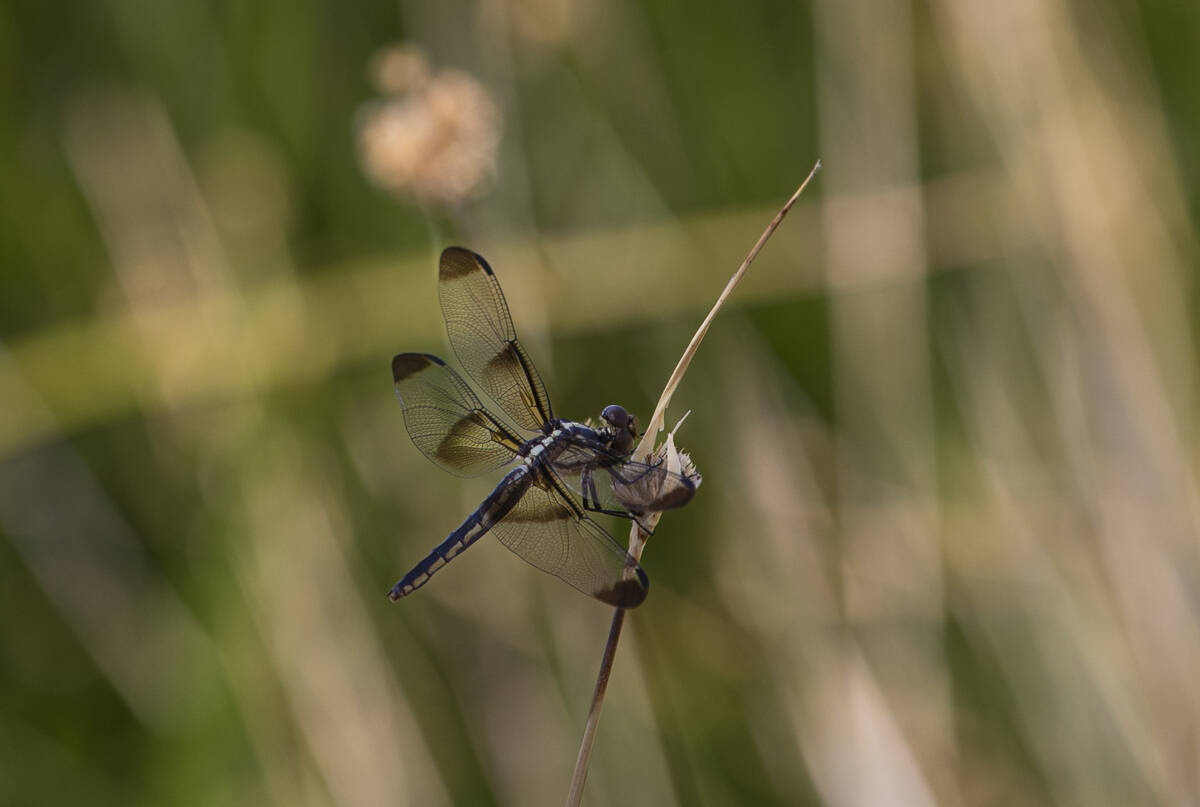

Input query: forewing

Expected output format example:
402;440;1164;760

438;247;554;431
489;474;649;607
392;352;524;477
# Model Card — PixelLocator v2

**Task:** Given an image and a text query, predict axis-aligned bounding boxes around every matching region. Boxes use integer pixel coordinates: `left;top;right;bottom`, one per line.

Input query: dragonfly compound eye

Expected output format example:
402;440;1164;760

601;404;631;430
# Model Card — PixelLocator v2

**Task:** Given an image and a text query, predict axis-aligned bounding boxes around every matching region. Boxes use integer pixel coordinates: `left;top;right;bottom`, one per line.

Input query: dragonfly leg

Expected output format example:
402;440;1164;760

579;467;652;527
582;503;657;536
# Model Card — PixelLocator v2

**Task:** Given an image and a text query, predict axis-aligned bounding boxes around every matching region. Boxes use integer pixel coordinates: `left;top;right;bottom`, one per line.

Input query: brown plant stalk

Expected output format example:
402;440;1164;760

564;159;822;806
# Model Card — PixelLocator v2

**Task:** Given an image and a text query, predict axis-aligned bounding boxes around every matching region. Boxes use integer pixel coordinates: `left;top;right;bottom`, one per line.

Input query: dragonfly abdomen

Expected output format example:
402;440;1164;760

388;466;533;600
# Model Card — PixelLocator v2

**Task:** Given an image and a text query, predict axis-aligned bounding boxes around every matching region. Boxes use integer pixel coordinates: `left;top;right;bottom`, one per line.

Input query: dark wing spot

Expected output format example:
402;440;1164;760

392;352;438;382
645;478;697;512
485;344;523;376
595;570;649;608
434;413;496;464
440;246;491;279
471;250;495;276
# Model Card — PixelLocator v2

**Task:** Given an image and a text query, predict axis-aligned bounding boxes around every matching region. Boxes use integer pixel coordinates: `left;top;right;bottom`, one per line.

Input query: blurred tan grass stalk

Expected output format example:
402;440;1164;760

44;87;455;806
565;160;822;807
811;0;947;802
928;0;1200;802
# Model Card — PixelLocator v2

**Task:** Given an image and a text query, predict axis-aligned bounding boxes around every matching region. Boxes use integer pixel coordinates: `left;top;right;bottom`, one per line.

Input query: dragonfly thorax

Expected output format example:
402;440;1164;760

519;427;567;464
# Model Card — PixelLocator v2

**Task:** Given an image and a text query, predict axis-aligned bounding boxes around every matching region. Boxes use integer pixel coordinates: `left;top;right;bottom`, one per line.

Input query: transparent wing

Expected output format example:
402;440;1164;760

438;247;554;432
391;352;524;477
490;472;649;607
552;445;699;516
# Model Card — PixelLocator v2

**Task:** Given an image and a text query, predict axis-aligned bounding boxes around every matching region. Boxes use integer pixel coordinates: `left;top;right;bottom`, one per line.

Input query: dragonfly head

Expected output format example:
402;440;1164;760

600;404;639;455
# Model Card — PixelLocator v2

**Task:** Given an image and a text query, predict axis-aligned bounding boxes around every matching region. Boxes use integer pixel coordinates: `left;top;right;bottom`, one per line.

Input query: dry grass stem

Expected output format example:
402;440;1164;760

565;160;822;807
632;160;822;463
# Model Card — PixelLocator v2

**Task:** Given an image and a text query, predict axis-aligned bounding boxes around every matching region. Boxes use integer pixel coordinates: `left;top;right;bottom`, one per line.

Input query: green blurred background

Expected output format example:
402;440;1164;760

3;0;1200;805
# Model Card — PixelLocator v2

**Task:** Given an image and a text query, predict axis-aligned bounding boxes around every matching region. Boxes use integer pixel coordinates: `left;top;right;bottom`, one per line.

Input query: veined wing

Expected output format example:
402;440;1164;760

490;471;649;607
552;444;699;517
392;352;524;477
438;247;554;432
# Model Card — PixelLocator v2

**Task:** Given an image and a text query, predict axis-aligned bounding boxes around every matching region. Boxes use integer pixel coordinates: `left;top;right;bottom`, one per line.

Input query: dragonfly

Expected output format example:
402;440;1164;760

388;247;698;607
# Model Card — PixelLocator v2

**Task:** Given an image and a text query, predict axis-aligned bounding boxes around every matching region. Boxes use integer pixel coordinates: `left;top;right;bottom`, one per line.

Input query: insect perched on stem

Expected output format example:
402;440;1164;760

388;247;699;607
